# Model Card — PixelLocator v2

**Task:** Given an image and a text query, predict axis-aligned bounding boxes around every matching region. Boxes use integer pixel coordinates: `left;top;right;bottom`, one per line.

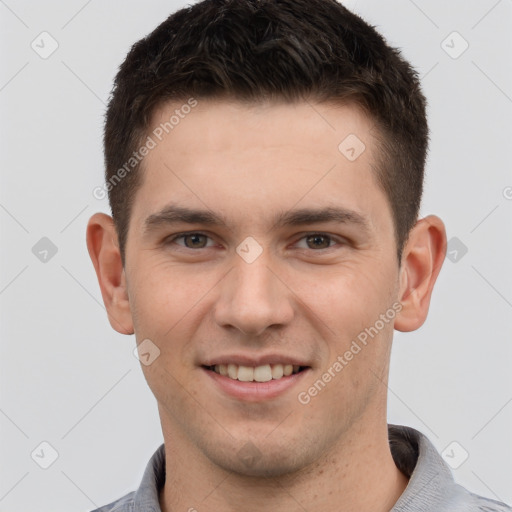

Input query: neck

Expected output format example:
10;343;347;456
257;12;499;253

159;420;408;512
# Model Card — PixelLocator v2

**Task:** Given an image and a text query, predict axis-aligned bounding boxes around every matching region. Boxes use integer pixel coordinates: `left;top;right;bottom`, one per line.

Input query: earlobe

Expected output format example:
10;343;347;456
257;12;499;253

394;215;447;332
86;213;134;335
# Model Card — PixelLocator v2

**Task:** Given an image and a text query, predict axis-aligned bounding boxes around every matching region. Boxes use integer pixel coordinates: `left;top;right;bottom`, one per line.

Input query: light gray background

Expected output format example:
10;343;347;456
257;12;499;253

1;1;511;511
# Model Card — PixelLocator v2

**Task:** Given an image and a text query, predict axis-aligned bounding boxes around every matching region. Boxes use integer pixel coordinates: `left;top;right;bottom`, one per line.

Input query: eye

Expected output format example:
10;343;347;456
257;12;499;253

165;231;344;252
167;232;215;249
295;233;340;250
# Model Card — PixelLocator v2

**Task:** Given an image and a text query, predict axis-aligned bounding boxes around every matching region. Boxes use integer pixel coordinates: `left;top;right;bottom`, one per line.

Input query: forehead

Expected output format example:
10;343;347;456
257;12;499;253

149;99;376;162
131;99;392;236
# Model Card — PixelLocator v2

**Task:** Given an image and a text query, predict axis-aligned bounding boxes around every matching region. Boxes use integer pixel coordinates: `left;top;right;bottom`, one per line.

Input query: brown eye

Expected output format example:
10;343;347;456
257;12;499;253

305;234;332;249
182;233;209;248
167;233;212;249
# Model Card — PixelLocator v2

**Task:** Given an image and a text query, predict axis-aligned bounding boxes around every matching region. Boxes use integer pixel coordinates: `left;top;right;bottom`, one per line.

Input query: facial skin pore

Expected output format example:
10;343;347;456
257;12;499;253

87;100;446;512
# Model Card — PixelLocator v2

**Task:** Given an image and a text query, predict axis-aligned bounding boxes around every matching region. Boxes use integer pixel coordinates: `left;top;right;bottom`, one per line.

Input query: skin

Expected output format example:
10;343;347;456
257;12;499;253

87;100;446;512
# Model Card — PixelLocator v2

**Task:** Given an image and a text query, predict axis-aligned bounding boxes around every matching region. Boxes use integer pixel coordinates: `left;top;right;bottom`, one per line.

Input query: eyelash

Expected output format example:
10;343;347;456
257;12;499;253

165;231;345;251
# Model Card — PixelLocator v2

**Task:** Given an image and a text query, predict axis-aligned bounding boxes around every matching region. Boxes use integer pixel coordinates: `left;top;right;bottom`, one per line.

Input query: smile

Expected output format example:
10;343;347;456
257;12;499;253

202;363;311;401
204;363;308;382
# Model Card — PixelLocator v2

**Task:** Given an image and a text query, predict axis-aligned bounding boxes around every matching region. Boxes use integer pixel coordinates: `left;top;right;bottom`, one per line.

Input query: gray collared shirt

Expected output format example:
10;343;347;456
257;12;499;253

90;425;511;511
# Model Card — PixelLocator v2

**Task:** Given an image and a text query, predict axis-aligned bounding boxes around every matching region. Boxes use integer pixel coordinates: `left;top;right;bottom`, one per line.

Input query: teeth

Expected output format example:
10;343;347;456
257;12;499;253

210;363;304;382
253;365;272;382
227;364;238;379
271;364;284;379
237;365;254;382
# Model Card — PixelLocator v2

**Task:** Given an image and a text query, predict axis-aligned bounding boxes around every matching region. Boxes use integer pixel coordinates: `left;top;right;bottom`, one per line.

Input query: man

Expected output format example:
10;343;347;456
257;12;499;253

86;0;511;510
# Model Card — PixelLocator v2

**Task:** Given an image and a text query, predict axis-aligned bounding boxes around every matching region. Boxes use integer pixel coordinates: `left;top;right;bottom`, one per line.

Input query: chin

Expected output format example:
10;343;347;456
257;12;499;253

203;438;313;479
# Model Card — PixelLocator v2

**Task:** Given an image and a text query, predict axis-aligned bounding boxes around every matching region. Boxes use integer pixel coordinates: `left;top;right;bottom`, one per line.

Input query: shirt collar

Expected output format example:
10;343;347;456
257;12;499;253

133;442;166;512
388;424;455;511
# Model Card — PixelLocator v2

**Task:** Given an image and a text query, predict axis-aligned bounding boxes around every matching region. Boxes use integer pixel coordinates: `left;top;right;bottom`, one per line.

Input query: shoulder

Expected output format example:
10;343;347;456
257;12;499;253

86;443;165;512
451;487;512;512
388;425;511;512
88;491;135;512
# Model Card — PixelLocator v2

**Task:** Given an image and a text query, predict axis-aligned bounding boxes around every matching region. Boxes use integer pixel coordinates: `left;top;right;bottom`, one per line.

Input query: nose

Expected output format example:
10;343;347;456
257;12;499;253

214;255;294;337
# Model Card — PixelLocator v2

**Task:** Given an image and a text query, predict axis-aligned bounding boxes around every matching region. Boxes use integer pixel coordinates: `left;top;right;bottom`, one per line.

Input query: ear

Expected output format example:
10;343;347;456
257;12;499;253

86;212;134;335
394;215;447;332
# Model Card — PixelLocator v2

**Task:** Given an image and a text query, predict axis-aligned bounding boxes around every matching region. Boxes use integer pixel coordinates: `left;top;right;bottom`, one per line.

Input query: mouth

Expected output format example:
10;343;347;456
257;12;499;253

201;361;311;402
202;363;309;382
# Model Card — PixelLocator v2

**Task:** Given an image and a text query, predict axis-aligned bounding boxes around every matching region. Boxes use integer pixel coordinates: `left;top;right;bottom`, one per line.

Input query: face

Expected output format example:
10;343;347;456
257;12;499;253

123;100;402;477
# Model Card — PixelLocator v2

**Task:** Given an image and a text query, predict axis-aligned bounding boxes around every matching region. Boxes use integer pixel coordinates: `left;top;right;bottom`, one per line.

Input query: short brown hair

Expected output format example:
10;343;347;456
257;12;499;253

104;0;428;265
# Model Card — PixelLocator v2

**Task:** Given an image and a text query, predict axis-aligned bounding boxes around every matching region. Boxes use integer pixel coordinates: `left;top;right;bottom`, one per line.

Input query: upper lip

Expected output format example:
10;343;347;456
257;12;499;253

201;354;311;368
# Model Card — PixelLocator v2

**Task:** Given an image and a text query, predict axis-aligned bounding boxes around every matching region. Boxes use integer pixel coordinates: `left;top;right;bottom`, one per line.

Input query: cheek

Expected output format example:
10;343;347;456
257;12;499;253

296;262;393;336
128;258;216;334
128;259;226;381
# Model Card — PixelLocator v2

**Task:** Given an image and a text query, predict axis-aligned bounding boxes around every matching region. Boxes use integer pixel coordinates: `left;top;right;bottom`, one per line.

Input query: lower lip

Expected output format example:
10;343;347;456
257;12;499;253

202;367;310;402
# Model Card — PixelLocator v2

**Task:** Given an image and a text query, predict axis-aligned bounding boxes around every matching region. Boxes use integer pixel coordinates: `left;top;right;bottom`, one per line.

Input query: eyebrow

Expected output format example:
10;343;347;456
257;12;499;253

143;203;371;235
